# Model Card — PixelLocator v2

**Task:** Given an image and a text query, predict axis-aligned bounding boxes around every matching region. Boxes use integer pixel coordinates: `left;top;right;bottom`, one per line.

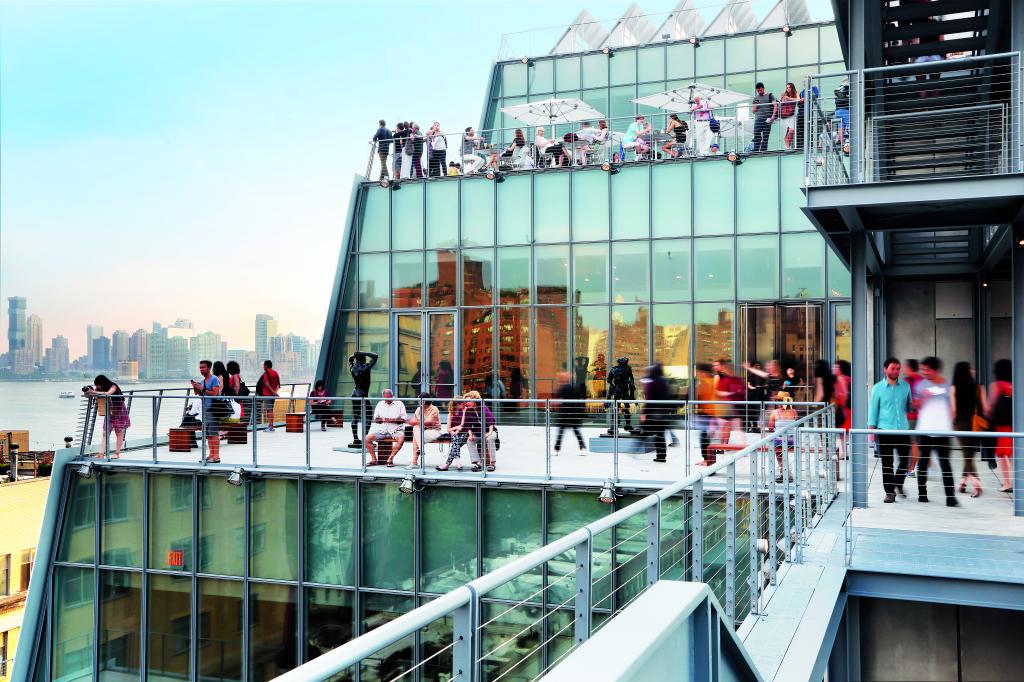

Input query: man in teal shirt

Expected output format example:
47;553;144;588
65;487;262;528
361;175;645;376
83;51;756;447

868;357;913;503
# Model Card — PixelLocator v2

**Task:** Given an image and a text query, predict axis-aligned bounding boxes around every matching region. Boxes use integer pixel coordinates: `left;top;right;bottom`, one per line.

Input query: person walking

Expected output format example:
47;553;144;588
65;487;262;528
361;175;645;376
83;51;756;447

641;363;671;463
951;362;986;497
988;358;1014;492
915;356;958;506
868;358;913;503
751;82;778;152
191;360;223;463
86;375;130;459
552;372;586;455
903;359;923;477
256;360;281;432
407;391;442;469
427;122;447;177
373;119;392;180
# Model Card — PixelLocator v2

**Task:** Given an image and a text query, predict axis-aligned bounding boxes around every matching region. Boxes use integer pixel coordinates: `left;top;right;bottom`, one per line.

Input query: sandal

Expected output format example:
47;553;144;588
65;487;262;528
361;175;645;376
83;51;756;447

487;465;495;472
206;457;220;464
435;465;449;471
471;464;482;472
366;460;380;467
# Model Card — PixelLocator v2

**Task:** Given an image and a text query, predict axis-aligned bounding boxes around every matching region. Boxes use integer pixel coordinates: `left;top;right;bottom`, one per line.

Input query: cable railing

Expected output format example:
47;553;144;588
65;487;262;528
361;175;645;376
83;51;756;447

805;52;1022;186
270;404;834;682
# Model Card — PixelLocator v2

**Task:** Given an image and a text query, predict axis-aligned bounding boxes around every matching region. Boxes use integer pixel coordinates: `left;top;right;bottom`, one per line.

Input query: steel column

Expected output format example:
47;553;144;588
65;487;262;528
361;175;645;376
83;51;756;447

851;230;870;508
574;534;593;644
1013;223;1024;515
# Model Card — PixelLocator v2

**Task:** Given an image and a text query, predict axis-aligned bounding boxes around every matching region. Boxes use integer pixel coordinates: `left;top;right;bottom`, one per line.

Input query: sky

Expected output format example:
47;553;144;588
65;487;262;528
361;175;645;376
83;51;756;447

0;0;824;357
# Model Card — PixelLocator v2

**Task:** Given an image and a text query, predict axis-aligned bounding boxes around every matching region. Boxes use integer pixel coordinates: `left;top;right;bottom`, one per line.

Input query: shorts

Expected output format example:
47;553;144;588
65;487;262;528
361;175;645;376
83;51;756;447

782;115;796;132
834;108;850;129
370;426;404;439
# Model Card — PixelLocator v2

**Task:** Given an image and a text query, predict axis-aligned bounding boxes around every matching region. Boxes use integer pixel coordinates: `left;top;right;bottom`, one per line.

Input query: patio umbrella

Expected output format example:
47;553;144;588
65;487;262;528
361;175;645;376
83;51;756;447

633;83;751;112
499;98;605;126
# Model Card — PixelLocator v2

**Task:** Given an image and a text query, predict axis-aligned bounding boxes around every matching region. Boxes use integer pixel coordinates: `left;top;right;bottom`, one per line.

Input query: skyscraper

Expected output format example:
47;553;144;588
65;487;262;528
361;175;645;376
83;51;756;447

91;336;111;371
26;314;43;366
7;297;27;356
44;336;70;374
130;329;148;374
86;323;103;368
190;331;222;369
146;325;168;379
112;330;130;363
168;336;189;376
255;314;277;361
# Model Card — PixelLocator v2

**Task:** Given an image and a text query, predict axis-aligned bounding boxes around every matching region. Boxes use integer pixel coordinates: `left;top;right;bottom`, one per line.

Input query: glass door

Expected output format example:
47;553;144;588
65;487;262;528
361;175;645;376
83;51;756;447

394;313;423;399
427;312;456;400
831;302;852;364
392;311;457;400
739;302;823;402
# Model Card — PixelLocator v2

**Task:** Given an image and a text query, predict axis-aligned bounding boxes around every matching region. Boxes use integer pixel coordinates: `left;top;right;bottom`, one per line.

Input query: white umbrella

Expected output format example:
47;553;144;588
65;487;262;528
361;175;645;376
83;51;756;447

633;83;751;112
499;98;605;126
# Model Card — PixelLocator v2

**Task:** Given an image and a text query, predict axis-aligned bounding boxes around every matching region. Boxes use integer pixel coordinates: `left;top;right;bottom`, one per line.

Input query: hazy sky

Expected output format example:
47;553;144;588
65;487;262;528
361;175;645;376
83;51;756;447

1;0;826;357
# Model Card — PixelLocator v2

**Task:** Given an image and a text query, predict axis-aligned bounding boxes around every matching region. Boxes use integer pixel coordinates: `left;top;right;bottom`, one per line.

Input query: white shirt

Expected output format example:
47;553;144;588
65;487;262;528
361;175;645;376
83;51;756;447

431;132;446;150
372;399;407;434
916;379;952;432
576;127;598;143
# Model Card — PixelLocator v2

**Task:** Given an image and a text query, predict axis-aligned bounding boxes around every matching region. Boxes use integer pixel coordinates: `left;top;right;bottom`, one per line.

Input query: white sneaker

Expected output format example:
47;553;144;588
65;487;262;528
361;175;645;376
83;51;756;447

404;464;417;470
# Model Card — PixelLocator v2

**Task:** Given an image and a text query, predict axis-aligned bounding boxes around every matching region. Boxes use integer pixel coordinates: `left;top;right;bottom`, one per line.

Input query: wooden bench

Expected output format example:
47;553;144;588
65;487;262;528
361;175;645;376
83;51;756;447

698;442;746;467
169;427;199;452
224;422;248;445
285;412;305;433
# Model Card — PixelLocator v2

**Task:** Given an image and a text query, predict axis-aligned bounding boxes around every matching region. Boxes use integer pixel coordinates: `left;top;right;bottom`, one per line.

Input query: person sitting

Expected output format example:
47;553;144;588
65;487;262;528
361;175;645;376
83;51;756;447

462;390;498;472
768;391;799;482
364;389;408;467
407;391;442;469
535;126;568;167
447;161;460;176
622;115;652;159
437;396;468;471
310;380;333;431
661;113;688;158
573;121;599;165
488;128;527;171
461;127;486;174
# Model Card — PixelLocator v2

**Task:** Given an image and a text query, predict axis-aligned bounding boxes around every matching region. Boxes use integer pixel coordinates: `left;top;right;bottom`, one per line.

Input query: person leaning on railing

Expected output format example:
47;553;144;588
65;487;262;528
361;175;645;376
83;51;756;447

461;127;485;175
372;120;392;180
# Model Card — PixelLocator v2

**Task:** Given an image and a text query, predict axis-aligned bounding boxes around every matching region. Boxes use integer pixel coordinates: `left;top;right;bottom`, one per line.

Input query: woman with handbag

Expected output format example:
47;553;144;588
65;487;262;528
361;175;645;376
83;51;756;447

951;362;987;497
988;359;1014;492
780;82;800;150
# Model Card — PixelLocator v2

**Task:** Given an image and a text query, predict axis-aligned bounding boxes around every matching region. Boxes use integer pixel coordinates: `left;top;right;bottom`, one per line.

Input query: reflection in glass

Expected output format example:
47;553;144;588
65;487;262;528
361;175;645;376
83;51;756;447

695;303;734;367
528;58;553;94
613;241;649;303
150;474;193;572
572;170;609;242
497;174;531;245
391;251;423;308
328;311;357;396
738;235;779;299
573;243;608;304
358;253;389;309
100;570;141;680
555;56;581;91
546;492;610;607
694;237;734;300
828;248;850;297
834;303;852;363
654;304;692;382
461;308;492;395
250;479;298;581
395;313;422;399
361;484;414;590
574;306;609;399
582;53;609;89
499;307;531;405
653;238;690;301
613;305;650;367
306;588;354;676
198;476;244;576
391;182;423;250
359;312;390;396
737;157;779;233
739;305;777;372
780;304;822;390
534;173;570;243
53;567;94;681
101;471;142;567
198;578;243;682
461;179;495;247
462;248;494;306
534;307;568;399
429;312;457;399
694;162;734;235
148;574;192;680
483;489;542;601
426;249;458;307
498;247;530;305
782;232;825;298
58;475;95;564
425;180;458;249
480;601;543;680
305;481;355;586
360;592;414;682
421;487;477;593
535;245;569;304
250;583;298;681
612;166;650;240
358;187;389;252
652;164;691;237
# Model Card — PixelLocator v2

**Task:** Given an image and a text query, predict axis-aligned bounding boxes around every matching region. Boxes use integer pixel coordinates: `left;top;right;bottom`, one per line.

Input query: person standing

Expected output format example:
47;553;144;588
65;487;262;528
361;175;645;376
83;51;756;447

915;356;958;506
779;83;800;150
690;95;714;156
392;122;407;179
257;359;281;432
191;360;222;463
553;372;586;455
988;358;1014;492
427;122;447;177
751;82;778;153
868;358;913;503
951;362;986;497
373;119;392;180
903;359;923;477
641;363;671;463
409;123;425;178
86;375;130;459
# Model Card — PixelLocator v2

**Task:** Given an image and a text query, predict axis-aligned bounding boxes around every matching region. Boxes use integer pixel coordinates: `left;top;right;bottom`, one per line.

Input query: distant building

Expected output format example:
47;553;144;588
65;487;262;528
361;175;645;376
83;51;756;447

7;297;27;357
168;336;189;376
227;349;260;377
12;348;34;376
26;314;42;366
190;331;222;369
117;360;139;382
111;330;130;364
255;314;277;361
146;324;168;379
43;336;70;374
129;329;148;374
85;323;103;368
90;336;111;372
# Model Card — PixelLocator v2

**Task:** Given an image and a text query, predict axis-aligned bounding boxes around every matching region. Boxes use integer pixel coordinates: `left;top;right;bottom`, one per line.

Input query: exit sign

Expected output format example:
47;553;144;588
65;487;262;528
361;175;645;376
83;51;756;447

167;550;184;567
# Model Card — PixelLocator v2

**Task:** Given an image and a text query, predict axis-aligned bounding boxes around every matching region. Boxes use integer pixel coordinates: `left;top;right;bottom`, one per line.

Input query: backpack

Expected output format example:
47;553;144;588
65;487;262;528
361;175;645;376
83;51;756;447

237;381;251;397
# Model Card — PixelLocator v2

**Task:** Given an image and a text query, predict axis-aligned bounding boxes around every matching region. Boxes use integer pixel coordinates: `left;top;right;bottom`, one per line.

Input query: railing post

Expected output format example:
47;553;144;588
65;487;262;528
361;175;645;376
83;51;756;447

691;478;704;583
452;593;477;682
613;400;619;485
305;394;311;470
768;434;778;586
782;432;792;560
811;415;821;518
726;462;736;624
748;445;759;616
251;396;258;467
574;533;593;644
151;396;158;464
794;427;805;563
545;400;552;481
647;499;661;586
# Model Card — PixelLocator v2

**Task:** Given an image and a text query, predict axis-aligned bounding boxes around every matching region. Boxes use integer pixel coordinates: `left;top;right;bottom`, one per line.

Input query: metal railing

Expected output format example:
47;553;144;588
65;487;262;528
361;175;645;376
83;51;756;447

366;107;807;181
805;52;1022;186
272;404;834;682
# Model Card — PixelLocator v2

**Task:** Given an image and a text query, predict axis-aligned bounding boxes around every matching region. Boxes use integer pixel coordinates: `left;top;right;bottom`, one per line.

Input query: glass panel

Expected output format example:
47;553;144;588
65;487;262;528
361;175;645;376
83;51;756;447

726;35;755;72
499;307;532;405
611;165;650;240
360;593;414;682
740;305;777;372
695;38;724;77
693;161;734;235
572;169;609;242
150;474;193;572
58;475;95;564
637;46;665;82
358;187;389;252
534;172;570;243
341;259;357;309
198;475;245;576
546;492;610;606
391;182;423;250
395;313;422;399
573;243;609;304
328;311;358;396
535;244;569;304
609;85;635;129
429;312;458;398
780;154;810;231
482;489;542;601
460;308;491;396
391;251;423;308
502;62;527;96
418;600;453;681
361;483;414;590
582;53;608;88
250;583;297;681
427;249;458;307
782;232;825;298
463;248;495;306
694;237;734;300
738;235;780;299
306;588;354;675
737;157;779;233
780;304;822;389
652;163;691;237
612;240;649;303
695;303;734;368
534;307;569;399
613;305;650;365
581;88;608;121
654;304;692;382
480;601;543;680
250;479;298;581
99;570;141;680
820;26;844;63
574;306;609;399
667;43;695;80
726;72;755;108
305;481;355;586
198;578;243;682
148;574;192;681
101;471;142;567
828;248;850;298
609;49;636;86
425;181;458;249
636;82;669;129
555;56;581;90
788;27;818;65
358;253;389;309
834;303;852;364
53;566;93;681
358;312;391;396
529;59;553;94
421;487;477;593
653;238;691;301
496;174;531;245
757;31;786;69
498;246;531;305
461;179;494;247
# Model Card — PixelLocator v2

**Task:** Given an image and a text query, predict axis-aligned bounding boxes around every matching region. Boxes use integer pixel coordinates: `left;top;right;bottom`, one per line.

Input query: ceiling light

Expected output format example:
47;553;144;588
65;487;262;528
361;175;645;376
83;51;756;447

227;468;244;486
602;47;613;57
598;479;617;504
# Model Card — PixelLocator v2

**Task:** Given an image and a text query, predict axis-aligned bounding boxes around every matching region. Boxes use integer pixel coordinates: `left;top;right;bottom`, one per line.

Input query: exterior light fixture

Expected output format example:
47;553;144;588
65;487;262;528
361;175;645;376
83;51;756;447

64;436;74;448
601;161;620;175
76;462;93;479
399;474;421;495
782;24;792;37
982;281;989;287
390;179;401;191
520;56;531;65
727;151;743;165
598;479;617;504
1018;239;1024;246
689;36;701;48
602;47;613;57
378;178;390;188
227;468;244;486
486;169;505;182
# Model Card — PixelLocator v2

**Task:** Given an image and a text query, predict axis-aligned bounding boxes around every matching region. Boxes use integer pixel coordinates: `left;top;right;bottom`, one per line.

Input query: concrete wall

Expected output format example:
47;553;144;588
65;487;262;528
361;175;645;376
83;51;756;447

886;280;976;369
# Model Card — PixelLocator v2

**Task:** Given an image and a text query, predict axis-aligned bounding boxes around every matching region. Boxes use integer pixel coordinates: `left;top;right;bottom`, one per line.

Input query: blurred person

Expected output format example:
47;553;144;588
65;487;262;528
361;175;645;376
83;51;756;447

641;363;671;463
988;359;1014;492
950;362;986;497
915;357;957;506
553;372;586;455
903;359;923;476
